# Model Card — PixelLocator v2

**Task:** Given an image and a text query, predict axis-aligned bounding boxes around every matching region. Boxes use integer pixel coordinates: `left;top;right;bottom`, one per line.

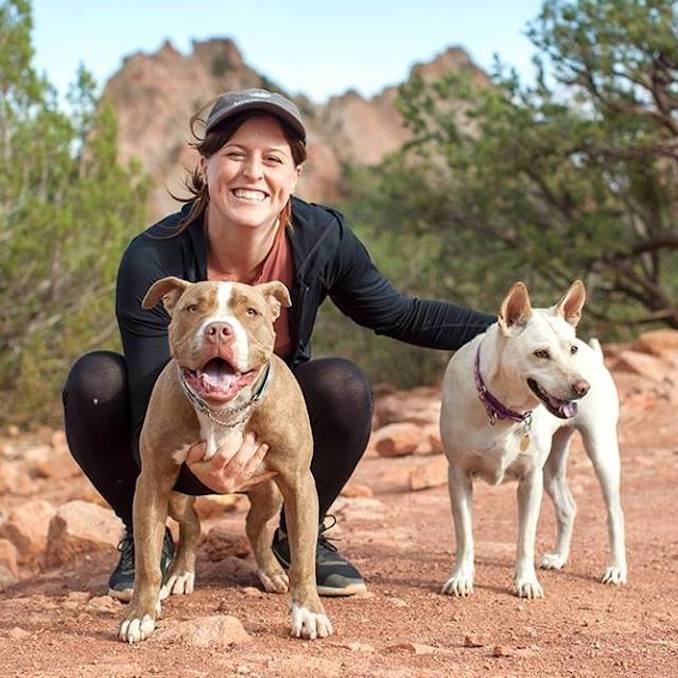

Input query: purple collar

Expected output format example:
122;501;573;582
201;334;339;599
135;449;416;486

474;343;532;425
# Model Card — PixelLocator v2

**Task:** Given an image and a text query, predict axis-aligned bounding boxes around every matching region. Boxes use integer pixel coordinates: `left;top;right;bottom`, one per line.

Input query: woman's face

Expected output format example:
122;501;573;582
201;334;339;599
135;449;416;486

201;114;301;231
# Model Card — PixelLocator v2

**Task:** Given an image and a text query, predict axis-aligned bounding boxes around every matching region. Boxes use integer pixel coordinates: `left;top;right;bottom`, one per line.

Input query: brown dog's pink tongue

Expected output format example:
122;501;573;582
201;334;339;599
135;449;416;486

201;359;237;391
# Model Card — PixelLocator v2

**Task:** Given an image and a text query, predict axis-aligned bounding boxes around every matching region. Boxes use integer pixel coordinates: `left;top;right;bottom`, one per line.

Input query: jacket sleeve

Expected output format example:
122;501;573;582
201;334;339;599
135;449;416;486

115;239;173;440
327;212;496;351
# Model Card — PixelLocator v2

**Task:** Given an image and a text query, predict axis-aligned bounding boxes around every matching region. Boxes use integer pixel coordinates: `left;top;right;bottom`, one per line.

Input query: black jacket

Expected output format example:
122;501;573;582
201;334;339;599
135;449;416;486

116;196;495;438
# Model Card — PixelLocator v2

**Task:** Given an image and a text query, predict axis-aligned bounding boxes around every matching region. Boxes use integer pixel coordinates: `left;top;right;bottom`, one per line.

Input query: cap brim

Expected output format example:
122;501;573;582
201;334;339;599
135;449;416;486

206;100;306;142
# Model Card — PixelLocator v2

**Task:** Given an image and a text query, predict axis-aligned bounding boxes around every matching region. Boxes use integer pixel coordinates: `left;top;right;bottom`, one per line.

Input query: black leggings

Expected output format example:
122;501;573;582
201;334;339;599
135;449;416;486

62;351;373;531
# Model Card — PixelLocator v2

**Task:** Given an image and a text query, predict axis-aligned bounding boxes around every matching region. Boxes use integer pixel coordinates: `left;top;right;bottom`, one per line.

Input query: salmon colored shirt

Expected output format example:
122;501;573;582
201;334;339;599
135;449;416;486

249;223;294;360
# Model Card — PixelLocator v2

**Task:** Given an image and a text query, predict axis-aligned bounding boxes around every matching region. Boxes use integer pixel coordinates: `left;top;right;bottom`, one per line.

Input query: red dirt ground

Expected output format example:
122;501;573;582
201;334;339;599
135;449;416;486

1;391;677;677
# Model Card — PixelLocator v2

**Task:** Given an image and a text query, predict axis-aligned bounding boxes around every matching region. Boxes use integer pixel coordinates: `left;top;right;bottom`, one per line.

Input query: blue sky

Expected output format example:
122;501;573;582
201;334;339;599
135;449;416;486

32;0;545;103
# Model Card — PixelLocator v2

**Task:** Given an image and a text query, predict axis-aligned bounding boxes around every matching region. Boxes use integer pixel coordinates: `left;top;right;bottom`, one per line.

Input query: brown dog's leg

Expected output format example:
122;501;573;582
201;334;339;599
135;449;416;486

276;470;333;640
246;479;288;593
118;471;173;644
161;492;200;599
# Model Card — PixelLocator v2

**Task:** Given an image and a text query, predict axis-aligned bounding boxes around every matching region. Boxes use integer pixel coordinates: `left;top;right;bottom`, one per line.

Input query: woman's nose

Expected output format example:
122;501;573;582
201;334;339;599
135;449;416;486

242;156;264;179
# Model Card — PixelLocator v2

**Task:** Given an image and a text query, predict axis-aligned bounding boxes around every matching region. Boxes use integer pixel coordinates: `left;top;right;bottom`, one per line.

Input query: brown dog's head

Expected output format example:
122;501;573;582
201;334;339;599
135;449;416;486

142;277;291;404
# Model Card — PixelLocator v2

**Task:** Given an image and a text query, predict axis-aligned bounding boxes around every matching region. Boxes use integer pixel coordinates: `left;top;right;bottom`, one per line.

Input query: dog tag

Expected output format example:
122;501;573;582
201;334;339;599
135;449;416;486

519;433;530;453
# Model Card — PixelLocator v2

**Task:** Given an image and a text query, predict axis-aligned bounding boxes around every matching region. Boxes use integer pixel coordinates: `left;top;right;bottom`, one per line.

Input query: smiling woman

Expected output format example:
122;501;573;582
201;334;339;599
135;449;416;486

62;87;496;604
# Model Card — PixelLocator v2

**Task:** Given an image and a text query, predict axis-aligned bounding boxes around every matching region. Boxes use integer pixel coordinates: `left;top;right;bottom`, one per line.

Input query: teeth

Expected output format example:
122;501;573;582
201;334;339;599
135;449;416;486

233;189;266;202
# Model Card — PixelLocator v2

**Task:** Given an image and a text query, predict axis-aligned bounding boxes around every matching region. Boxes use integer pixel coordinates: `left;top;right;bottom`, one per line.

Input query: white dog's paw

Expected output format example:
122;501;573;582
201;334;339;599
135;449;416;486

258;569;289;594
290;603;333;640
159;571;195;600
513;576;544;599
540;553;567;570
600;565;627;585
441;569;474;597
119;613;156;644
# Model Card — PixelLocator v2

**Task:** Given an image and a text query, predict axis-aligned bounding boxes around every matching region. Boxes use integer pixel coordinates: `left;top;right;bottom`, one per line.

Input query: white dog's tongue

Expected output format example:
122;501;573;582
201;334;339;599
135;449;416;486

562;401;577;418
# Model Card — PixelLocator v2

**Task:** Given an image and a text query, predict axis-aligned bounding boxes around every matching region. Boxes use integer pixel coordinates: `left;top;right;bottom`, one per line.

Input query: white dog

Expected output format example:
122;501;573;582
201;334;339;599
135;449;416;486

439;281;627;599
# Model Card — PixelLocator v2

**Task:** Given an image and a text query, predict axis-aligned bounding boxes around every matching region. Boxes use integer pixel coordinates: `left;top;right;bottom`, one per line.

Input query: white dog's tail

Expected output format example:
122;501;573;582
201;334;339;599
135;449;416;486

588;337;604;361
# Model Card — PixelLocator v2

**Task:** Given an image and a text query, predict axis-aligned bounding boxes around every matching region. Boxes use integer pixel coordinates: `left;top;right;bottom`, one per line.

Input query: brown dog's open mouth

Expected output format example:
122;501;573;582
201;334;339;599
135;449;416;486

527;378;577;419
182;357;257;403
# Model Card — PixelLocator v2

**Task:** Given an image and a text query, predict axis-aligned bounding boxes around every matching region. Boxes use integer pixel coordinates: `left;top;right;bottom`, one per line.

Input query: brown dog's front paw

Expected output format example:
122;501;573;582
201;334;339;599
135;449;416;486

290;602;333;640
118;603;160;644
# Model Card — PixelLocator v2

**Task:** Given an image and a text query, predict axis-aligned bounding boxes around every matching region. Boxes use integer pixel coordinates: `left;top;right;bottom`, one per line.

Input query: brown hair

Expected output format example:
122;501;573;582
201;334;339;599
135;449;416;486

169;104;307;237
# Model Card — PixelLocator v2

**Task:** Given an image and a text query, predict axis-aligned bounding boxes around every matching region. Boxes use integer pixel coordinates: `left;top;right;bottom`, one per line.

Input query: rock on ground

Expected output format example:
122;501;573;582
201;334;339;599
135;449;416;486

44;500;122;567
152;615;250;648
0;499;56;564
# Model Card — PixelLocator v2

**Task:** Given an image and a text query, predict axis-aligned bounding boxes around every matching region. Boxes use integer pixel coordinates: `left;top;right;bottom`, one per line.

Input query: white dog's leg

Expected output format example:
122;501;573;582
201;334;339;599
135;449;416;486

580;425;627;584
541;427;576;571
514;470;544;599
442;466;475;597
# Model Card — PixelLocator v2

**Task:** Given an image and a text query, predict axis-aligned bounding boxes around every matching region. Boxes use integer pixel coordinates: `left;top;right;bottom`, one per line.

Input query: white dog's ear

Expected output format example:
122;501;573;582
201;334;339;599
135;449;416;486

142;276;192;317
553;280;586;327
498;282;533;335
256;281;291;321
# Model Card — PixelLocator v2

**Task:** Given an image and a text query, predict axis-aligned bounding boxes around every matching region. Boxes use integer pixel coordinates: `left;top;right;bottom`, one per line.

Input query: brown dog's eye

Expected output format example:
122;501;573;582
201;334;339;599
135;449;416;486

570;345;578;354
246;307;258;317
185;304;198;313
533;349;550;359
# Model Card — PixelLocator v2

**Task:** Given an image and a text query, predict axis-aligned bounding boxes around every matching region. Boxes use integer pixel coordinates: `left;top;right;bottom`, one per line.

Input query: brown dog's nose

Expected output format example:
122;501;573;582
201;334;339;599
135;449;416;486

572;379;590;398
204;321;233;343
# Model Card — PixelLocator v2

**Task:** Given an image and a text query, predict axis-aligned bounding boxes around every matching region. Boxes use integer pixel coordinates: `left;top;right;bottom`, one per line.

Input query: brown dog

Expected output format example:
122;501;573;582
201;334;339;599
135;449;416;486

118;276;333;643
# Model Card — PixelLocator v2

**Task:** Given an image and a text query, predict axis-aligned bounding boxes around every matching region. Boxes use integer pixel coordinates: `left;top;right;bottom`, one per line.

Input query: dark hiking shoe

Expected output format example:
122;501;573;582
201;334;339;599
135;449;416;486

271;518;367;597
107;528;174;602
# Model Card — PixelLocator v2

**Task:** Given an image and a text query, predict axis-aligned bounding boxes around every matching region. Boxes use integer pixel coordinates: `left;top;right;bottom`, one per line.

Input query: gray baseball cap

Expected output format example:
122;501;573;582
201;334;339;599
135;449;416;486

205;88;306;142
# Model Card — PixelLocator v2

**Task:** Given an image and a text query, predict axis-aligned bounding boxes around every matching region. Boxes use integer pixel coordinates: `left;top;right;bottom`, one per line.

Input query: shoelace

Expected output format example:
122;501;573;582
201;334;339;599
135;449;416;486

317;515;340;554
116;534;135;572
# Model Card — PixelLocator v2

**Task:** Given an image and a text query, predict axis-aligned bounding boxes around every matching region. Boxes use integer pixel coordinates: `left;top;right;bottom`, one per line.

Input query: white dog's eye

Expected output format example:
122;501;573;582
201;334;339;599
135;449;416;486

570;345;578;354
246;307;259;317
533;349;550;359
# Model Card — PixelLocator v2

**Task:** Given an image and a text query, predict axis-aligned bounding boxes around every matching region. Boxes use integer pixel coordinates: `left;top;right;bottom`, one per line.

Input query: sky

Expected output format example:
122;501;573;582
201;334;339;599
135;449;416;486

31;1;545;103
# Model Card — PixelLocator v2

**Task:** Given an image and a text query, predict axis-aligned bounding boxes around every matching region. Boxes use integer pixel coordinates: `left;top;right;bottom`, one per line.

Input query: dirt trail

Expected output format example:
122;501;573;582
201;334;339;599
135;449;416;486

1;364;677;676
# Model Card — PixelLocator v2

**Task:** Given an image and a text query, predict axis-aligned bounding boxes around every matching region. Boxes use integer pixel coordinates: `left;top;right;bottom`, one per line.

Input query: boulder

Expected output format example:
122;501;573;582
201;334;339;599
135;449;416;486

339;482;373;498
408;457;448;491
44;500;122;567
0;499;56;564
632;330;678;359
0;538;19;577
614;350;672;384
0;565;17;591
373;422;422;457
152;615;250;648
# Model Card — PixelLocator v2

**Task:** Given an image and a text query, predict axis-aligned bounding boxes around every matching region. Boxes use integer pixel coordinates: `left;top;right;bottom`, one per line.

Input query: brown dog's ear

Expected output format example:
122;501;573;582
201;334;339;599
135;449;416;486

256;281;292;321
553;280;586;327
142;277;192;317
498;281;533;335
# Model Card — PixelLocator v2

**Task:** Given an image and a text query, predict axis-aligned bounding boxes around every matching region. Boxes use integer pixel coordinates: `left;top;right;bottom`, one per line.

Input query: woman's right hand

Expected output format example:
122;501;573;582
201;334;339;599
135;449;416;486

185;431;277;494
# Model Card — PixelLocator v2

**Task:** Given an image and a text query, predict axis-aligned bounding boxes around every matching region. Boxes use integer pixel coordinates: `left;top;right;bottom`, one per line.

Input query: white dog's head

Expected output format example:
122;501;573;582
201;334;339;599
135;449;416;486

496;280;590;418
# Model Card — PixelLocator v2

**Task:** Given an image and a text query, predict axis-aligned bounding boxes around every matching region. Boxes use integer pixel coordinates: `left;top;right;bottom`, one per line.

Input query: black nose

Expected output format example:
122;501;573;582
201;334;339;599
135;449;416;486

572;379;590;398
204;321;233;343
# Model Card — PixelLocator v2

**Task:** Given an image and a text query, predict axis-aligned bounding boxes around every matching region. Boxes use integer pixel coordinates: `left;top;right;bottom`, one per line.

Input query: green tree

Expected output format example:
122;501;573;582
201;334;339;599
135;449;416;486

344;0;677;340
0;0;150;424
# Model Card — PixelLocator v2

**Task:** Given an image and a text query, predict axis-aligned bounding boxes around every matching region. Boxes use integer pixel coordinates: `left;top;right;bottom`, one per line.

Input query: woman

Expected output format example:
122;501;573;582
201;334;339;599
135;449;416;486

62;88;495;601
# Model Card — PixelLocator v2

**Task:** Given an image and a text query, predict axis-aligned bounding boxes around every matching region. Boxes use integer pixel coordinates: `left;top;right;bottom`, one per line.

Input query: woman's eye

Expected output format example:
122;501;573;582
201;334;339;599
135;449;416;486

533;349;550;359
246;308;258;317
266;156;283;164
